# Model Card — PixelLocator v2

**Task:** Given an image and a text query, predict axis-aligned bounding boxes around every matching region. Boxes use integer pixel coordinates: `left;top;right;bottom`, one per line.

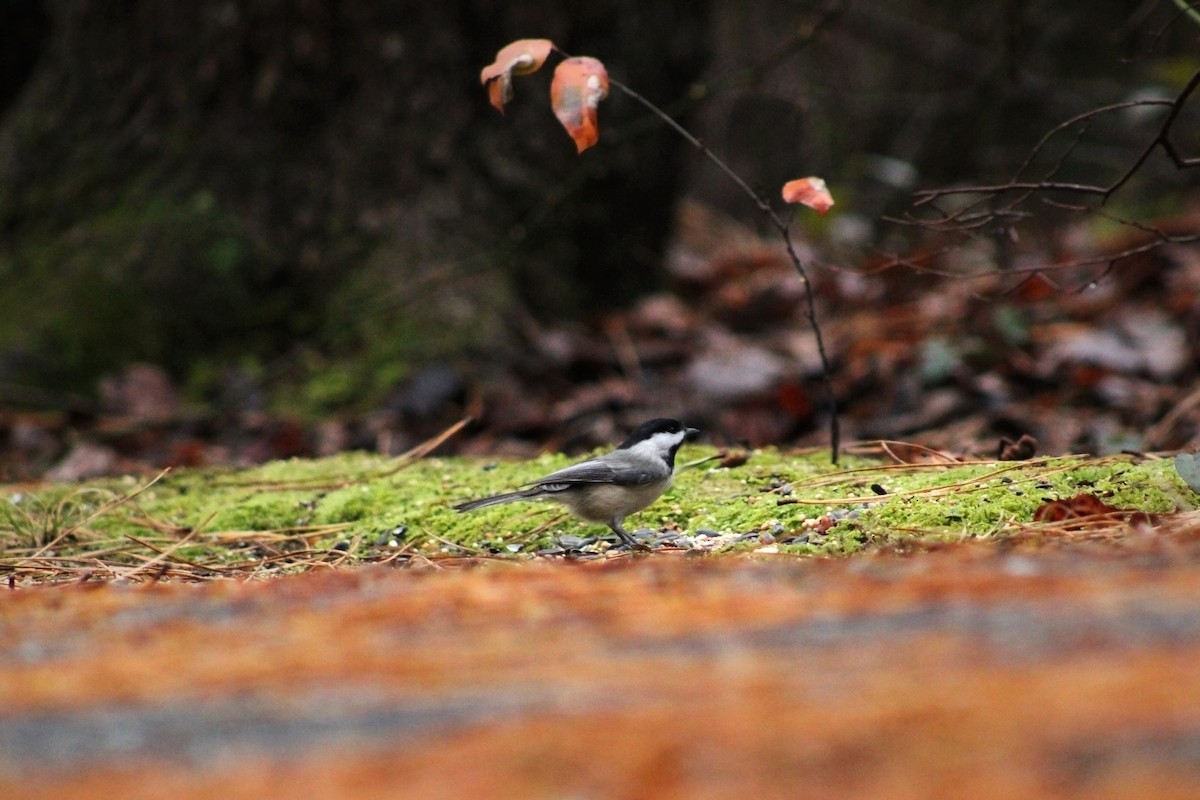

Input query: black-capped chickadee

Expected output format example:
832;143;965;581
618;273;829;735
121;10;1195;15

454;418;700;550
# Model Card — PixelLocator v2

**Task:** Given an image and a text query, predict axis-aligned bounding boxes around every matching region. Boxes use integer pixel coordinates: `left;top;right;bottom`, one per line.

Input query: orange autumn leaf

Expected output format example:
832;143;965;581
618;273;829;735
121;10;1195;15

550;56;610;153
480;38;555;113
781;177;835;216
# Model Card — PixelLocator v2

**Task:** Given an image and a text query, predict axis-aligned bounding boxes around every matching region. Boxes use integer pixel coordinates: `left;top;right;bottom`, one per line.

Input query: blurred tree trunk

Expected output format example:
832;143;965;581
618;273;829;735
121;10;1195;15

0;0;710;395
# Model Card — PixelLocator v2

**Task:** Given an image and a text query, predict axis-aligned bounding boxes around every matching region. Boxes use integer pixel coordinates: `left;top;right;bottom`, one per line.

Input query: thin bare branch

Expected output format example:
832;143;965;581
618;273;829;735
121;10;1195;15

609;78;841;464
914;67;1200;208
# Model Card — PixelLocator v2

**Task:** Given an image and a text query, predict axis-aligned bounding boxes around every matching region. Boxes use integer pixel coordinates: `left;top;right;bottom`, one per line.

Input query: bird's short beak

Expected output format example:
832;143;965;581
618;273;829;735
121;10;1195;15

685;427;700;440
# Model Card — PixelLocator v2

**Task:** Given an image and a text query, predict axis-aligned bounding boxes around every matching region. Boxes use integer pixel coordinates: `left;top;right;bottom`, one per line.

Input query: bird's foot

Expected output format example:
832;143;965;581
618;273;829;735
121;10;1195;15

611;524;653;552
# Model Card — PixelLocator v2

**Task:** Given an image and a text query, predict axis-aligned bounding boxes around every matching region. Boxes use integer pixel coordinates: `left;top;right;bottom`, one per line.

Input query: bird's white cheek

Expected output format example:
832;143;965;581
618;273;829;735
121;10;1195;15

626;431;684;462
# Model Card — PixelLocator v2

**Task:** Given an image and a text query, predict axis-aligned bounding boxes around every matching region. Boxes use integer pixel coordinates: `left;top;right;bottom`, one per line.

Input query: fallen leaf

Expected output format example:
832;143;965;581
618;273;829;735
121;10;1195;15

480;38;555;113
717;449;751;469
781;177;834;216
1033;493;1117;522
550;56;610;153
1032;492;1157;530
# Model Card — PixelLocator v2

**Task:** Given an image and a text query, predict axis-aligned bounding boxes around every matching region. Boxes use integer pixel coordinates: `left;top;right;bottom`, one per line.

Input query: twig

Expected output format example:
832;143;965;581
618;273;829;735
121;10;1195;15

117;526;200;583
125;533;231;575
497;45;842;461
678;452;727;471
378;416;472;476
913;67;1200;207
1145;383;1200;450
418;527;484;556
877;440;961;465
609;78;841;464
27;468;171;561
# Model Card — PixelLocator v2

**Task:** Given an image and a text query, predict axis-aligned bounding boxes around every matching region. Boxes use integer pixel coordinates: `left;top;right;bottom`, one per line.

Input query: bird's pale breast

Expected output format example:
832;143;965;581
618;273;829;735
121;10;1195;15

559;479;671;522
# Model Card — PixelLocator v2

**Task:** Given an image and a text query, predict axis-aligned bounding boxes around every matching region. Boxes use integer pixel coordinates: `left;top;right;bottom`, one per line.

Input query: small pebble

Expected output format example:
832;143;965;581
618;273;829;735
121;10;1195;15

374;526;408;547
558;535;593;550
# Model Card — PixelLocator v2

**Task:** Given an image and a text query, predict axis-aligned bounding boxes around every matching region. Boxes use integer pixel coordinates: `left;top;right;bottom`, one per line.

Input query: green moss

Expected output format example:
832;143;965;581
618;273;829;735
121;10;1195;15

768;454;1195;555
2;448;1194;571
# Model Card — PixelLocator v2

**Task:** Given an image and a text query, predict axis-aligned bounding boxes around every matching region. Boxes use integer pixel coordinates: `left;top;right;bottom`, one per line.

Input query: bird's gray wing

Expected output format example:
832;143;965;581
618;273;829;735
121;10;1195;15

528;458;656;487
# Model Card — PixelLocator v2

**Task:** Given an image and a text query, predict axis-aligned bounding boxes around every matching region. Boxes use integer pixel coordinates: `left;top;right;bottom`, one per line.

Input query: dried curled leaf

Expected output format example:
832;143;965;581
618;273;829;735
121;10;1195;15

480;38;555;113
781;177;835;216
1030;492;1159;532
1033;493;1123;522
550;56;610;153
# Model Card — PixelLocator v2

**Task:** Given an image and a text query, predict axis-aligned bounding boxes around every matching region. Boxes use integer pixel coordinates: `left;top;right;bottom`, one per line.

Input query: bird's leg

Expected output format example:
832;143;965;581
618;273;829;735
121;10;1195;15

609;518;651;552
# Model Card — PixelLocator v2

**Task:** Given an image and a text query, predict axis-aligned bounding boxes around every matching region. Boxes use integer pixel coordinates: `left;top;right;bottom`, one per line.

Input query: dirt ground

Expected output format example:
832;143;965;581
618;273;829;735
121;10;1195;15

4;526;1200;799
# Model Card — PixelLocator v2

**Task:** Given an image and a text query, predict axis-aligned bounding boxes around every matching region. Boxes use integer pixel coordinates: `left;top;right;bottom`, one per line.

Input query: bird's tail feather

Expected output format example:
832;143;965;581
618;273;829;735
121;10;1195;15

453;488;544;513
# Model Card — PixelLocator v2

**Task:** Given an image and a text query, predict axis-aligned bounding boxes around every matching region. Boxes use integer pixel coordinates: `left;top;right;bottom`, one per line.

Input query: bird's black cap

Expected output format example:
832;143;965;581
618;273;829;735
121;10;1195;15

617;418;700;449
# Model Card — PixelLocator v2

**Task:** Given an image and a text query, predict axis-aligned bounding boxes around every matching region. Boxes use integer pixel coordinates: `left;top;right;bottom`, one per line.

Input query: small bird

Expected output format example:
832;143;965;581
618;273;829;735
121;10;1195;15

454;418;700;550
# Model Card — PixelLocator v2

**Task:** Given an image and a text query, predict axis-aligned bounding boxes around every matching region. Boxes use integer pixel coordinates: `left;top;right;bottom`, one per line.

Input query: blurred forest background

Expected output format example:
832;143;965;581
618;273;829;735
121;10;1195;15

0;0;1198;480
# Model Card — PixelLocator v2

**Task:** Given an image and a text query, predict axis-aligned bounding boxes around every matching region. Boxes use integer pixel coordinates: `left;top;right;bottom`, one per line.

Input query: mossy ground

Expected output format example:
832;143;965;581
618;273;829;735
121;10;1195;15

1;444;1195;578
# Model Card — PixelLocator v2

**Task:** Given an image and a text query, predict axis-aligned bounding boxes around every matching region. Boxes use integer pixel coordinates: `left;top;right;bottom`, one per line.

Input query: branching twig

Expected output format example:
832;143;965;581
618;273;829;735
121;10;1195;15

913;67;1200;208
486;42;842;460
609;78;841;463
890;64;1200;295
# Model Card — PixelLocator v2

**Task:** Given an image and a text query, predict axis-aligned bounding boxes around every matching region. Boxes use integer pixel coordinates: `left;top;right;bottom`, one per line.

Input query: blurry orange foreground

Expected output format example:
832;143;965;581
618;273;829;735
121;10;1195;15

4;534;1200;799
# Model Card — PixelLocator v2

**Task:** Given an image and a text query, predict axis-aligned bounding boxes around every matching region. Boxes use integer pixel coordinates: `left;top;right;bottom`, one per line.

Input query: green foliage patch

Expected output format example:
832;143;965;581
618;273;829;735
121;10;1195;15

1;446;1194;579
